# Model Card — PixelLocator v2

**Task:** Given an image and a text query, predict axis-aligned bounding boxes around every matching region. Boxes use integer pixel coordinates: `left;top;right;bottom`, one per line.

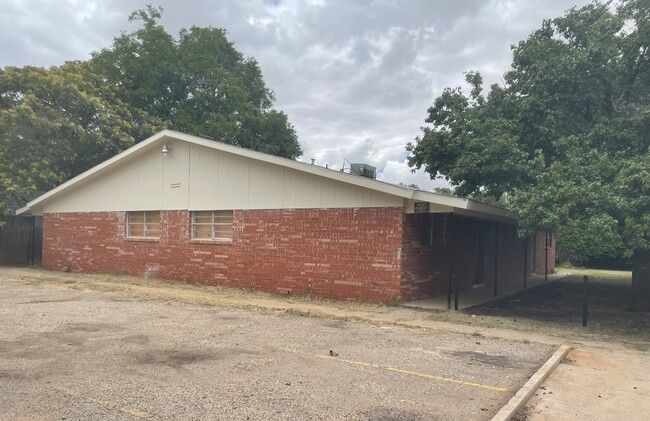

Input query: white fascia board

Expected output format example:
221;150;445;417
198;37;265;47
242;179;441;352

452;208;518;224
465;200;510;217
16;206;30;215
411;190;510;219
412;191;468;208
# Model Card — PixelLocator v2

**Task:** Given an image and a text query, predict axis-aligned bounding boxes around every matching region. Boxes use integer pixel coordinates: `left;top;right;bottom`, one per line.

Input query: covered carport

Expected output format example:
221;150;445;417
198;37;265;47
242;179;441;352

400;194;556;310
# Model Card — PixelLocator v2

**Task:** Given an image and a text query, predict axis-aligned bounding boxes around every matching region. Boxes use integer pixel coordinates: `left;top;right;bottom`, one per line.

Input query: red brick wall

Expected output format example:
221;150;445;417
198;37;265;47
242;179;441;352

401;214;450;300
534;231;556;275
43;208;404;302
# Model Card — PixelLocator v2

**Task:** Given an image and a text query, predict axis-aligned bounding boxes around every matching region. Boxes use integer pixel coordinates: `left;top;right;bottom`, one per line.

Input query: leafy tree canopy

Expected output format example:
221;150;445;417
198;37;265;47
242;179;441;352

0;62;159;219
407;0;650;308
91;5;301;159
0;5;302;220
433;187;454;195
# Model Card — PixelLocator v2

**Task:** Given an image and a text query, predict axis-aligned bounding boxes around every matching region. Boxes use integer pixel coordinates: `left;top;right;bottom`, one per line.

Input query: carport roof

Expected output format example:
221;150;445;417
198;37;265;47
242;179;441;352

17;129;513;222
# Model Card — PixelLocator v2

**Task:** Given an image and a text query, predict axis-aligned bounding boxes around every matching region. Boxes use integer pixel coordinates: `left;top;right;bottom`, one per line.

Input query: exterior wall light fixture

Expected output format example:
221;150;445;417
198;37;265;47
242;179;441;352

161;144;170;156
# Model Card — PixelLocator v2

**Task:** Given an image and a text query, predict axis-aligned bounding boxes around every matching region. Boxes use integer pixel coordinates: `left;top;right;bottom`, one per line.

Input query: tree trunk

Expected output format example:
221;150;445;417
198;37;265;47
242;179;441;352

631;248;650;311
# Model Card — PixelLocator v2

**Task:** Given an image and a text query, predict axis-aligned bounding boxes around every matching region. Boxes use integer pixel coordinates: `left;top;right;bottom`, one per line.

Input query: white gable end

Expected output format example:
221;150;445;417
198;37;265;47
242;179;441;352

39;138;403;214
20;130;511;222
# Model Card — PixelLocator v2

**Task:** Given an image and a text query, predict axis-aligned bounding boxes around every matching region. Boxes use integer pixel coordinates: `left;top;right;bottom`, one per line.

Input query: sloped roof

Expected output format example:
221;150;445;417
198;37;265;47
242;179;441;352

18;129;511;221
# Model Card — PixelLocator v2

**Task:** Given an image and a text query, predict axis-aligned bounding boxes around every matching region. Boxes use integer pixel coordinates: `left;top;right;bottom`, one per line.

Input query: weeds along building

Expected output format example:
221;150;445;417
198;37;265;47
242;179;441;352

18;130;554;303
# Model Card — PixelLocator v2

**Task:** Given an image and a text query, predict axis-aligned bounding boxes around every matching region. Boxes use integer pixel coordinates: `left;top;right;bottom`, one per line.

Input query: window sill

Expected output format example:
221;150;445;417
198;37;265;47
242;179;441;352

125;237;160;243
189;239;233;245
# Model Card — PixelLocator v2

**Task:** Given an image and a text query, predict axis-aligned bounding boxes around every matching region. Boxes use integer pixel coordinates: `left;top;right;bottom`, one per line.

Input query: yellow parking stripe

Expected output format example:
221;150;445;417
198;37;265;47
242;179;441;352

318;355;508;392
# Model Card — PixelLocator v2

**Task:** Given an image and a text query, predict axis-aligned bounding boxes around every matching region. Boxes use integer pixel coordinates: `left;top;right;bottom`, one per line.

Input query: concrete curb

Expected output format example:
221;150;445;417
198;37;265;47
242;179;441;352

491;344;573;421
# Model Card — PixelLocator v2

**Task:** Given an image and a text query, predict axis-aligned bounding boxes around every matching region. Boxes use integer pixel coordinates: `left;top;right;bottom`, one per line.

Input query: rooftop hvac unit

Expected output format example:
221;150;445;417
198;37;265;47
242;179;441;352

350;163;377;179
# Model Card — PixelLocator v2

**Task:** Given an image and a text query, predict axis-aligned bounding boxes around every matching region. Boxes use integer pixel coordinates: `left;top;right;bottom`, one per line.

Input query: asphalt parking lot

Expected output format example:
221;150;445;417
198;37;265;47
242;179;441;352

0;277;555;420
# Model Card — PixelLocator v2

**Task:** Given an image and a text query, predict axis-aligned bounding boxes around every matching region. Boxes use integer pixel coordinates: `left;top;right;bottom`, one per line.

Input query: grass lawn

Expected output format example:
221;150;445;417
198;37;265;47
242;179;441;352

558;267;632;279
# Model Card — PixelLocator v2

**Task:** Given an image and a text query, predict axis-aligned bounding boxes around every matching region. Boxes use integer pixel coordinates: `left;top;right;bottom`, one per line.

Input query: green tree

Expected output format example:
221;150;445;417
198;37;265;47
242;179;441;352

0;62;160;221
91;5;302;159
433;187;454;195
398;182;420;189
0;5;302;222
407;71;531;199
407;1;650;309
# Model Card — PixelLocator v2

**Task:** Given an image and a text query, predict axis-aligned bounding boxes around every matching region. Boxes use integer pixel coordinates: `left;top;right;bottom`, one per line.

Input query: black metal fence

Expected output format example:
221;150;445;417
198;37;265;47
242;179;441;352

0;215;42;265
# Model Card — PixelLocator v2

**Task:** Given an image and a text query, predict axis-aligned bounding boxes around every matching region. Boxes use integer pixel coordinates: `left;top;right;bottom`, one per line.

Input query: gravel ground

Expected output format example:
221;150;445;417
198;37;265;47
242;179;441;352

0;277;555;420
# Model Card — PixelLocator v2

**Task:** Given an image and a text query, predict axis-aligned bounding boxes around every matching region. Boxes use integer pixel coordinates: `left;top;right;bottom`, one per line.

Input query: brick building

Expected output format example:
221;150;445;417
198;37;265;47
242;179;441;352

18;130;554;305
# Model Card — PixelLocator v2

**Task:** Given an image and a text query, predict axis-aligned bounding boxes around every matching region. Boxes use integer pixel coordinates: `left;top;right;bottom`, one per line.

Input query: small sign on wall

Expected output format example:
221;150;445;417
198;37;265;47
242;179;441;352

414;202;430;213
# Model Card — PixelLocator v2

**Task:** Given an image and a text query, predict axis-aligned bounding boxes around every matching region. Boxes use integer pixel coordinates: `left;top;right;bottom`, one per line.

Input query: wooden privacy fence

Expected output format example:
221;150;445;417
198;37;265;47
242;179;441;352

0;215;42;265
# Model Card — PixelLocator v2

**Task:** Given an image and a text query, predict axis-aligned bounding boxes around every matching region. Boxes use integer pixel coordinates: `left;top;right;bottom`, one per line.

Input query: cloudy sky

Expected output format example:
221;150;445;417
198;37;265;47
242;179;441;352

1;0;591;190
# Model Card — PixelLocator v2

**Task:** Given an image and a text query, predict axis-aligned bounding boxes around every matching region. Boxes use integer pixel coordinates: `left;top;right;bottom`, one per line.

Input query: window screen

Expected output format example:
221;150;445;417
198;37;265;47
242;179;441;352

127;211;161;238
192;210;234;240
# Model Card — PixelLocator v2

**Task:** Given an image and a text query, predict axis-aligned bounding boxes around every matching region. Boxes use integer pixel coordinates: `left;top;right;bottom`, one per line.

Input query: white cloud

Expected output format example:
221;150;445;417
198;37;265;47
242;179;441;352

0;0;592;191
379;160;448;191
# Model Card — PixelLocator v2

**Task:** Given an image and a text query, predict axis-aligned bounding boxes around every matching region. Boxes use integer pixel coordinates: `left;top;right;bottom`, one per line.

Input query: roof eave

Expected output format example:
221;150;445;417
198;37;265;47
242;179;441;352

411;190;512;220
17;129;514;221
16;206;30;216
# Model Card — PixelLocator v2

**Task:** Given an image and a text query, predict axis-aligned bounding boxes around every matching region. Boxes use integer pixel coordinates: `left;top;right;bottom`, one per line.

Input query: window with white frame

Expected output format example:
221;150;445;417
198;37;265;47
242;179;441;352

127;211;161;239
192;210;233;241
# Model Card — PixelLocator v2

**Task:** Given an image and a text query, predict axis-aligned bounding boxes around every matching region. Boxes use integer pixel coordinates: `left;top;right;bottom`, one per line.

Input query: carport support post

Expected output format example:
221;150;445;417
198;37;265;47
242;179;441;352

544;230;549;283
523;237;528;289
582;275;589;327
454;216;460;311
494;222;499;297
454;262;460;311
447;214;454;310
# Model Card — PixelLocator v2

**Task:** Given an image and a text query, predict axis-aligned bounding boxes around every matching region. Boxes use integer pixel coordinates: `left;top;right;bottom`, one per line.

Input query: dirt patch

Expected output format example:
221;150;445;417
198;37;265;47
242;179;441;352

447;350;522;369
18;297;81;304
122;334;150;345
512;407;532;421
360;407;433;420
64;322;117;333
134;349;221;367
